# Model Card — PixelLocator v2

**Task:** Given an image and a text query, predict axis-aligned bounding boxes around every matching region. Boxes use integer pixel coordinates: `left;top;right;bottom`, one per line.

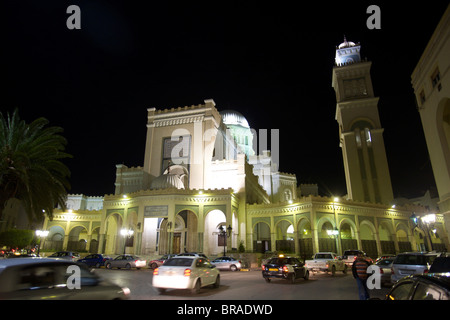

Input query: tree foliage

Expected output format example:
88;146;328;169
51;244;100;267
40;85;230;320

0;229;35;249
0;109;72;222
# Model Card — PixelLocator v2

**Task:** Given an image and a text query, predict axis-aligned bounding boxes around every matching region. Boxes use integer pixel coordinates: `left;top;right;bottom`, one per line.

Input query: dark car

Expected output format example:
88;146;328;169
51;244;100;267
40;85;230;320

77;254;111;268
386;273;450;300
262;255;309;284
429;256;450;273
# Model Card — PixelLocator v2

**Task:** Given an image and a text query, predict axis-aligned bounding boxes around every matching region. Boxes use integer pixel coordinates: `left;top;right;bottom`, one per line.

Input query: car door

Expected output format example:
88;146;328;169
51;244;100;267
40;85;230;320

114;255;125;268
289;258;301;278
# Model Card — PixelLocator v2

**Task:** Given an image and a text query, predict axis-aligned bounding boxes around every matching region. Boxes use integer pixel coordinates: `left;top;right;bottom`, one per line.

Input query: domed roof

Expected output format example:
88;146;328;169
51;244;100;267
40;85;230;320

338;36;356;49
220;110;250;128
150;173;184;190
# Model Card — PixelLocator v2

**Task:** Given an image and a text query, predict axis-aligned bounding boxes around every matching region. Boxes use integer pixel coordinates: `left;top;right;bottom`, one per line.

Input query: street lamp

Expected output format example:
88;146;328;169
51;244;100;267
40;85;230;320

35;230;49;256
120;228;134;254
218;225;232;256
410;212;436;251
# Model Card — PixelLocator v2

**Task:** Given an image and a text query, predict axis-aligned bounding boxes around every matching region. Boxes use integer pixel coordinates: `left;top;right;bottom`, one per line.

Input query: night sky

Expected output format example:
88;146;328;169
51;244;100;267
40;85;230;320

2;1;448;199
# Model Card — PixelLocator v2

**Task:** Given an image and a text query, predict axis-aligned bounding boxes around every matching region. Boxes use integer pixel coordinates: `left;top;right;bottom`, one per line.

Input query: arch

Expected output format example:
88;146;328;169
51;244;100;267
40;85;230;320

339;218;357;239
395;221;411;240
316;216;336;236
253;221;271;253
297;217;312;239
203;209;226;256
350;118;375;131
104;213;123;255
378;221;394;241
359;220;376;240
43;225;65;251
67;225;88;252
275;219;294;240
163;164;189;188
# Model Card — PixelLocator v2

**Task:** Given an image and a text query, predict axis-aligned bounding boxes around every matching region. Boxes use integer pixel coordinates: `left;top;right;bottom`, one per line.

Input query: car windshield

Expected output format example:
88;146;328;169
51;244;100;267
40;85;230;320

376;259;394;266
394;254;436;265
268;258;287;265
316;254;333;259
344;251;360;256
164;258;194;267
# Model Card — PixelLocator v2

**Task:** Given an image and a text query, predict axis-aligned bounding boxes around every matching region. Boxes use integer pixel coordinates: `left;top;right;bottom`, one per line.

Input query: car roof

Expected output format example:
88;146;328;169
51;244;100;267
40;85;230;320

397;252;438;256
412;274;450;290
0;257;74;270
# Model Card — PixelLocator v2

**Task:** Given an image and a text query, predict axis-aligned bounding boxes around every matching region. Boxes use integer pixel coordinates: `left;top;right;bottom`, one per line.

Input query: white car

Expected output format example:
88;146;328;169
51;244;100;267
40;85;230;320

152;256;220;294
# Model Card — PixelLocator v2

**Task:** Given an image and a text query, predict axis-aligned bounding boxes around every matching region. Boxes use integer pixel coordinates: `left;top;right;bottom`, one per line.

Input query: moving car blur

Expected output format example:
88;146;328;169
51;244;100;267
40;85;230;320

0;258;130;300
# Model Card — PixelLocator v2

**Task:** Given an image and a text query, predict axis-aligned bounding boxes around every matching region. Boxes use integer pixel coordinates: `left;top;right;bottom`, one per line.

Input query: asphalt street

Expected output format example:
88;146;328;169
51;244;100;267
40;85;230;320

94;268;390;300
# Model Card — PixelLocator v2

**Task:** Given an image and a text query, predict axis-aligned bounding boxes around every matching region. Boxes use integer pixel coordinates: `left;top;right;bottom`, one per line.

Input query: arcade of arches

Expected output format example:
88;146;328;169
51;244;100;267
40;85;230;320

43;192;449;259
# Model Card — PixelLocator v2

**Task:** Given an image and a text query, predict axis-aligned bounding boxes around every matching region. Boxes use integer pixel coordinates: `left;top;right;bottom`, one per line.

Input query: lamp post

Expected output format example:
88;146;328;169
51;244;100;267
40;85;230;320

120;228;134;254
35;230;49;256
218;225;232;256
410;212;436;251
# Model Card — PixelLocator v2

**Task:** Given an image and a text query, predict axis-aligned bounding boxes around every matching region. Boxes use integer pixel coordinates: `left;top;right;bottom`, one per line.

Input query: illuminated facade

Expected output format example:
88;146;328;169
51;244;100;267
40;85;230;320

411;5;450;245
40;38;450;258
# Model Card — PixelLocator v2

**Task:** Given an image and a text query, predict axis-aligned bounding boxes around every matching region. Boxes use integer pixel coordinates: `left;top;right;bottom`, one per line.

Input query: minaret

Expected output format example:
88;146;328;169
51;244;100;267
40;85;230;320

332;38;394;205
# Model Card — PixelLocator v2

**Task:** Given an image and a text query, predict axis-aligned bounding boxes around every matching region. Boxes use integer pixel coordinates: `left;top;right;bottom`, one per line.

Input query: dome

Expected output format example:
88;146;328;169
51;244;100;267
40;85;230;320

220;110;250;128
150;173;184;190
338;37;356;49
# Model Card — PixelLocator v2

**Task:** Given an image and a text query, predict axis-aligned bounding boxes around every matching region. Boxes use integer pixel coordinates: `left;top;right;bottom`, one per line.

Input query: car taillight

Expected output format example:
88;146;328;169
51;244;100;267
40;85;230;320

423;269;429;274
282;266;289;273
379;268;384;274
184;268;192;277
153;268;159;275
262;265;266;271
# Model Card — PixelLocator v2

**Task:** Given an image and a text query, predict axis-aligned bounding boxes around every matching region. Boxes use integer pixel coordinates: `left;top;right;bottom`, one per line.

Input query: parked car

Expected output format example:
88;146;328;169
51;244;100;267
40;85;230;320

375;257;395;286
342;250;373;266
262;255;309;283
47;251;80;262
429;256;450;273
148;254;177;269
152;256;220;294
211;256;242;271
77;254;111;268
305;252;347;276
177;252;208;259
386;273;450;300
0;258;130;300
375;254;396;263
105;255;146;270
391;252;439;283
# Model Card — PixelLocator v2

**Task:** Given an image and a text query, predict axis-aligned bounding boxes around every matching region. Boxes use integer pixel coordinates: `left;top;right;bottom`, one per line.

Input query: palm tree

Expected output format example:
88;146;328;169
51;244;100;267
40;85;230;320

0;109;72;223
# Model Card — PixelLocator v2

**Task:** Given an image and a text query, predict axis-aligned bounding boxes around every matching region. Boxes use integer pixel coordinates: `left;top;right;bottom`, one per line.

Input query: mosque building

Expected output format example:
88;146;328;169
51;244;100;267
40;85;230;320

38;38;449;260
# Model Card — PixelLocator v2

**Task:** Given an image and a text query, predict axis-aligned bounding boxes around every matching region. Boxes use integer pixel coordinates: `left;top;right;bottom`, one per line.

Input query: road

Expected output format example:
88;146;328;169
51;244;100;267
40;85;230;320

94;268;390;300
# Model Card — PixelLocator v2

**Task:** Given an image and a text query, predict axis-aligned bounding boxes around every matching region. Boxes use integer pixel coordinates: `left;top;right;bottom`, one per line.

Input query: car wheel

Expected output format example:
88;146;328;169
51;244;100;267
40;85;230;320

230;265;238;272
125;263;131;270
213;275;220;288
343;265;347;274
106;263;112;269
264;277;271;283
150;262;158;269
157;288;166;294
191;279;201;294
304;270;309;280
289;273;296;284
331;265;336;276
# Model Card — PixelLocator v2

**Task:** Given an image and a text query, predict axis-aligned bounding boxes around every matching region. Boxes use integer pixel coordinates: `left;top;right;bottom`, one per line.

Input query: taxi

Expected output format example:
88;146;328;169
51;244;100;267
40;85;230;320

262;254;309;284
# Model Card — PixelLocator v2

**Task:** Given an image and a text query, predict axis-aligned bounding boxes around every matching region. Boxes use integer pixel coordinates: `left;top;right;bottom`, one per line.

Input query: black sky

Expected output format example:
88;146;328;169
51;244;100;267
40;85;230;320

2;1;448;198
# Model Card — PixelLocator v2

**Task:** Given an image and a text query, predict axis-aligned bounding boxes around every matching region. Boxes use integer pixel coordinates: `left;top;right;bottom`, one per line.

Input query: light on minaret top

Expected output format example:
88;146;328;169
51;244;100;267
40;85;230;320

335;37;361;66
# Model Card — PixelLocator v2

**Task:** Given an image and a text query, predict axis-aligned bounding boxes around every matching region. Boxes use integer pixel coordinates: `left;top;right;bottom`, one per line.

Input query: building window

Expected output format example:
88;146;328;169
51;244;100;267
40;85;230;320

431;67;441;88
